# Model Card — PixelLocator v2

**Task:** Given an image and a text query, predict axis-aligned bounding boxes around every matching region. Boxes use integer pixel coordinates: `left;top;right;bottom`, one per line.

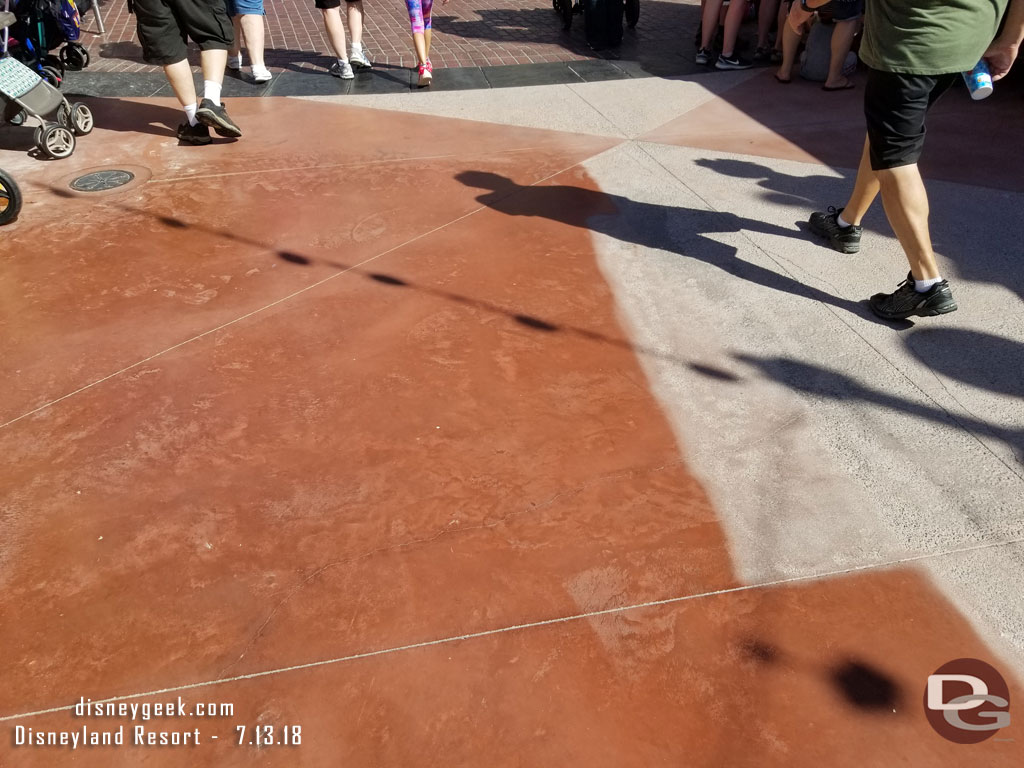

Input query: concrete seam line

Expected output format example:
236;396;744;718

2;536;1020;723
0;153;605;432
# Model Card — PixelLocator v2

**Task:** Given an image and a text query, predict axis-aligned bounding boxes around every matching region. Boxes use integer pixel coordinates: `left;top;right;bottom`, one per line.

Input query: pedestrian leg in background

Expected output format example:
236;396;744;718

346;0;373;69
317;0;354;78
228;0;271;82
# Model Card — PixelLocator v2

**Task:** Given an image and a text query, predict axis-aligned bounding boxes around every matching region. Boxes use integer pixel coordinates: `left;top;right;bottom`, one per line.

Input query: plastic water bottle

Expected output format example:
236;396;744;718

963;60;993;100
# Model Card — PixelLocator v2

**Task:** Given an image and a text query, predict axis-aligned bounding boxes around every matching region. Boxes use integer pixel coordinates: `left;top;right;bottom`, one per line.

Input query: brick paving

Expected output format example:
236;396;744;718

79;0;701;73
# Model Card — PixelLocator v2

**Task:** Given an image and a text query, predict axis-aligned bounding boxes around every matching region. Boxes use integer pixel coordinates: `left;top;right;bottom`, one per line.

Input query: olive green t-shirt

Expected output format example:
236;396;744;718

861;0;1010;75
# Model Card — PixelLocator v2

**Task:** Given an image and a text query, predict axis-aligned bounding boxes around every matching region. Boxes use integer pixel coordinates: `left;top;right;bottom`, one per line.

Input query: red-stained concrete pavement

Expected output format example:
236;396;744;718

1;85;1022;766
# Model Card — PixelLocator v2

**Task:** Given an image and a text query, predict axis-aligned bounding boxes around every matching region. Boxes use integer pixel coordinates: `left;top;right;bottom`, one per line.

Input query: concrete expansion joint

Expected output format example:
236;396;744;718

6;535;1022;726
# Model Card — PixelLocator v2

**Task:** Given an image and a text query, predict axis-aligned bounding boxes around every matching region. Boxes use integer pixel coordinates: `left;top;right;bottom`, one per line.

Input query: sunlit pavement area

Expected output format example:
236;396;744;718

2;7;1024;765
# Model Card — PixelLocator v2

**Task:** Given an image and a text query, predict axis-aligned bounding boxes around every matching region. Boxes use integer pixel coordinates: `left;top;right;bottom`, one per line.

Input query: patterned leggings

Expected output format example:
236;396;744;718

406;0;433;34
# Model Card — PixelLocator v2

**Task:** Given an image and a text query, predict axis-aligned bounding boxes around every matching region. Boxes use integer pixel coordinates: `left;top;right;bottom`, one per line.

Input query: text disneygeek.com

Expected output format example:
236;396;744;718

10;697;303;749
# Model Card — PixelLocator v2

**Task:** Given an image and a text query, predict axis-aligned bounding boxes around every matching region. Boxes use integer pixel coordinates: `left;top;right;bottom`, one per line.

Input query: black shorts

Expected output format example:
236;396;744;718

133;0;234;66
864;68;958;170
802;0;863;23
315;0;360;8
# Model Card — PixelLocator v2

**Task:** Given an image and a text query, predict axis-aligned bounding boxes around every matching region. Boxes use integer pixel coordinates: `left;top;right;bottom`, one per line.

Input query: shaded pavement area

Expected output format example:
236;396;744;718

1;39;1023;768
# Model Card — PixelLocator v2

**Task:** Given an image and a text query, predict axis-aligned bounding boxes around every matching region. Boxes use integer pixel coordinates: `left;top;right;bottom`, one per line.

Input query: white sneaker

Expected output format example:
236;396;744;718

251;65;272;83
349;44;372;69
228;54;242;71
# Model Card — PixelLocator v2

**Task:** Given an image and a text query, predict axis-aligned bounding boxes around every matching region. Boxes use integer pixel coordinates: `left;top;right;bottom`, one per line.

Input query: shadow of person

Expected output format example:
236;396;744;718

693;157;850;207
905;328;1024;399
732;352;1024;460
456;170;870;318
82;98;191;138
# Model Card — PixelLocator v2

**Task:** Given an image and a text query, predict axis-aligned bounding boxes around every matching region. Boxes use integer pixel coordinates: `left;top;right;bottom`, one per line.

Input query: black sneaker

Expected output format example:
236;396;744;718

869;272;958;320
196;99;242;138
176;121;211;145
695;47;712;65
809;206;862;254
715;54;752;71
753;46;773;64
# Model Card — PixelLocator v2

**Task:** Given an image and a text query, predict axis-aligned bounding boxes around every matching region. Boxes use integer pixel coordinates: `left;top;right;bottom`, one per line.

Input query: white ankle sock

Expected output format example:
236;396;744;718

914;276;942;293
837;214;854;228
183;103;198;127
203;80;222;106
338;57;349;65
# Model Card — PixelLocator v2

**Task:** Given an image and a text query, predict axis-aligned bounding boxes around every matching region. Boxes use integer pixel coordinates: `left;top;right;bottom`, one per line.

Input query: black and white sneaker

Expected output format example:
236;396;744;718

869;273;958;320
809;206;862;253
196;99;242;138
695;47;712;65
176;122;211;145
715;54;752;70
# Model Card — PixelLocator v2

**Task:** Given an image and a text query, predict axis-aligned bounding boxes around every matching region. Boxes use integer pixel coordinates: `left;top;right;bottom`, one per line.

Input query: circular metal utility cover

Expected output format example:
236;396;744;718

70;169;135;193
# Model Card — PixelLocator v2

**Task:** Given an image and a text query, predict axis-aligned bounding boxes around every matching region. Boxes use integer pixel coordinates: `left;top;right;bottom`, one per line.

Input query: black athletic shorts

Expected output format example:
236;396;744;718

864;67;958;171
133;0;234;66
315;0;360;9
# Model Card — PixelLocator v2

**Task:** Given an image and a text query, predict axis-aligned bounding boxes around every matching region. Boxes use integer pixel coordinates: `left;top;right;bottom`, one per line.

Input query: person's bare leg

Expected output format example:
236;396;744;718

163;59;197;107
757;0;780;48
347;0;363;47
824;18;858;88
876;164;939;280
700;0;723;50
239;15;265;69
720;0;748;57
322;8;348;59
773;0;788;55
229;16;243;58
776;13;802;80
200;48;227;86
425;27;432;59
841;136;880;224
411;32;427;65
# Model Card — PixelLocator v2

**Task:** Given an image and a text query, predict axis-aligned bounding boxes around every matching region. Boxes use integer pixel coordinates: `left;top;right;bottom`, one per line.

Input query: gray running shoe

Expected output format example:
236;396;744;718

349;45;372;70
695;47;712;65
869;273;958;320
329;60;355;79
809;206;862;254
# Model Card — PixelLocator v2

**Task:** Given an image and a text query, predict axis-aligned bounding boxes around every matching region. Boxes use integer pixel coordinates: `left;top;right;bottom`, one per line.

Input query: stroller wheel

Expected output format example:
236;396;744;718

60;43;90;72
42;66;63;89
57;101;72;128
2;101;26;126
0;169;22;226
70;103;94;136
39;125;76;160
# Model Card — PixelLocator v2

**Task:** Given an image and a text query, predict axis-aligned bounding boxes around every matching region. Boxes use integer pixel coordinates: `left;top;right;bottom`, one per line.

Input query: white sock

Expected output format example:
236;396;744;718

203;80;222;106
338;57;349;65
183;103;198;127
837;214;854;228
352;42;362;51
915;276;942;293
